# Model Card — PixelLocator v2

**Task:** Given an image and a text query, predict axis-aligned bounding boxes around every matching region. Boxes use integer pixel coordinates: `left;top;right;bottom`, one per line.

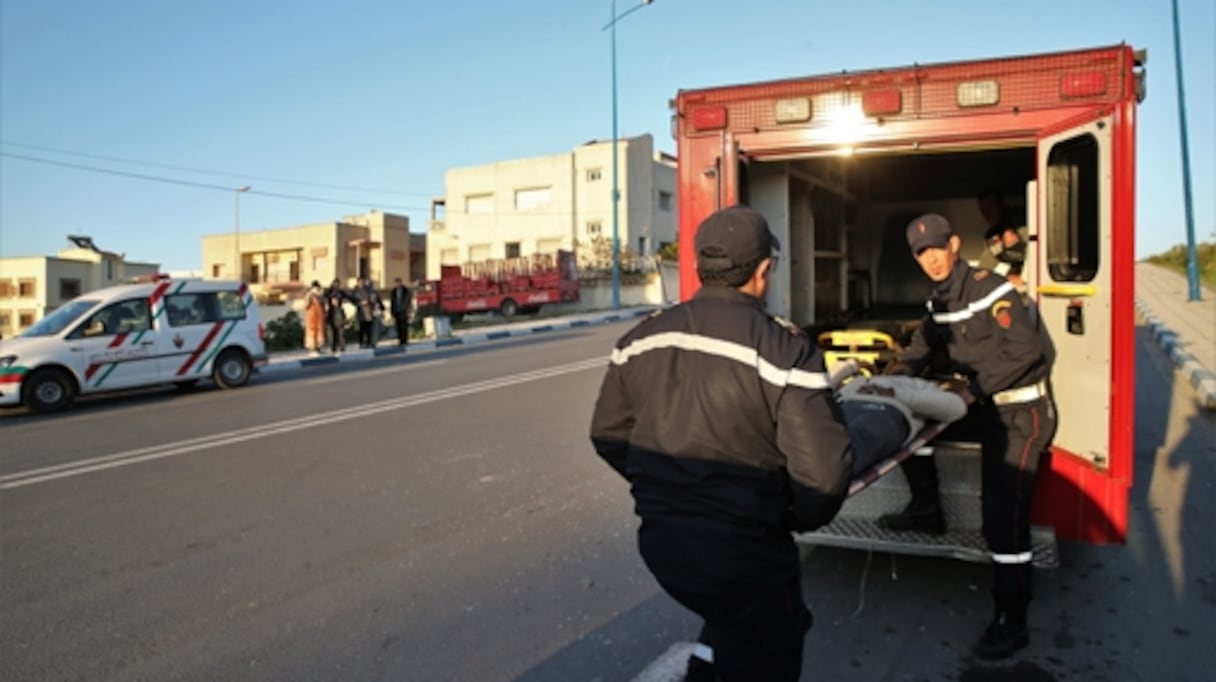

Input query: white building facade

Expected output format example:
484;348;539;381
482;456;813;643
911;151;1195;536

0;236;159;338
426;134;676;279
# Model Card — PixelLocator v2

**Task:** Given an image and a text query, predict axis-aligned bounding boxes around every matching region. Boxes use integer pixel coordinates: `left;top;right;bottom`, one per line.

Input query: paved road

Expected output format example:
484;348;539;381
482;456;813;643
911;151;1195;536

1;320;1213;681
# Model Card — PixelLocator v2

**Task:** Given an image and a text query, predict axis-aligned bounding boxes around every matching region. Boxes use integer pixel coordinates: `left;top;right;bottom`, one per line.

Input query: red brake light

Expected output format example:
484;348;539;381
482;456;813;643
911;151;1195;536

1060;72;1107;98
691;106;727;131
862;89;902;116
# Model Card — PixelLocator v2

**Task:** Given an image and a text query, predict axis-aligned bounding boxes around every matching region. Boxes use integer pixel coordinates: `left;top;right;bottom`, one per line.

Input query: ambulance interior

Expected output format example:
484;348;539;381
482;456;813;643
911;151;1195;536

746;146;1036;352
750;146;1063;563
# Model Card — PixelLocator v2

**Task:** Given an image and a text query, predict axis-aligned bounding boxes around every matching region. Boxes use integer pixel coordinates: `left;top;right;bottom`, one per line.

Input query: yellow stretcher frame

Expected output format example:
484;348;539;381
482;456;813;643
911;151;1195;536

817;329;900;372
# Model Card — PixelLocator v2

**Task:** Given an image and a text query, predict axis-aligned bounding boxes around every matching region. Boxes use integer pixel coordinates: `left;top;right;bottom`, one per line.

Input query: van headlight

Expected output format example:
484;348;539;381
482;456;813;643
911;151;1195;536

0;355;17;368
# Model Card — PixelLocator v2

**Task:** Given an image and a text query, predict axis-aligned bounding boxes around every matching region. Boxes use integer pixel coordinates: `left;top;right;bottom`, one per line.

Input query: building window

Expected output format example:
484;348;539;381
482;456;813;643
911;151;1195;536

212;264;224;278
0;312;10;330
313;256;328;272
505;242;521;259
466;194;493;215
18;278;36;297
515;187;552;211
586;221;603;235
659;191;673;211
586;168;603;182
106;260;114;280
19;311;36;328
59;278;82;301
0;280;12;298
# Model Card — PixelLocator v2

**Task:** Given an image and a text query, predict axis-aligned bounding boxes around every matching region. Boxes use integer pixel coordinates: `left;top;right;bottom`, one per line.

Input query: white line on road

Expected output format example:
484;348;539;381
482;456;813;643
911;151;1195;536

1;357;608;491
304;358;448;385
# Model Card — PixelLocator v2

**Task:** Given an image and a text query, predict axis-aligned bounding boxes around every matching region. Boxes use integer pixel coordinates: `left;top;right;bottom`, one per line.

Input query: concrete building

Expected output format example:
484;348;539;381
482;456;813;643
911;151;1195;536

200;210;424;302
426;134;676;279
0;236;159;337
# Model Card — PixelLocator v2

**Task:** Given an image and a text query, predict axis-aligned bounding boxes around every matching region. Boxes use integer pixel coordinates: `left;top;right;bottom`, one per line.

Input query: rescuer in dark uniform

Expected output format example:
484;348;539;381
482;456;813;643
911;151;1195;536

589;205;854;682
880;213;1057;659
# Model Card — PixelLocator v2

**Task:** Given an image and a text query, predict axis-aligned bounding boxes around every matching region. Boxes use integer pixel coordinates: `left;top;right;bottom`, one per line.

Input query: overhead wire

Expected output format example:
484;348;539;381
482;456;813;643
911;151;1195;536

1;152;430;212
0;140;437;197
1;148;655;218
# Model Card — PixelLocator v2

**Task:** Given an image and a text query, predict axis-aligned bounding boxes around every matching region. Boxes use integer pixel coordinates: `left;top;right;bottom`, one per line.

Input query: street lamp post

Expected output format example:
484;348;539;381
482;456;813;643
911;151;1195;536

234;185;250;280
1170;0;1202;301
605;0;653;310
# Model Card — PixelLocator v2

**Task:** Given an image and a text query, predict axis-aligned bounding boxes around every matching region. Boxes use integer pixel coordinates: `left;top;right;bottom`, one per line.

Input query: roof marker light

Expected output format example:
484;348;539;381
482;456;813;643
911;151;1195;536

774;97;812;123
957;80;1000;107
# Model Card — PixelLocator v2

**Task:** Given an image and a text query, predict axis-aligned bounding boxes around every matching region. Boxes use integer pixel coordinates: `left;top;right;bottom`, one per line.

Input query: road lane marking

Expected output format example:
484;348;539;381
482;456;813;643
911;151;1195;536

1;357;608;490
304;359;448;386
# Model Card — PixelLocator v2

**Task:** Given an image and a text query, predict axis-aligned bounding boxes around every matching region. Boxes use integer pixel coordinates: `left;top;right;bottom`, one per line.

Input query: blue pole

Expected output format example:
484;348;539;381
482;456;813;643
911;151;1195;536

610;0;620;310
1171;0;1202;301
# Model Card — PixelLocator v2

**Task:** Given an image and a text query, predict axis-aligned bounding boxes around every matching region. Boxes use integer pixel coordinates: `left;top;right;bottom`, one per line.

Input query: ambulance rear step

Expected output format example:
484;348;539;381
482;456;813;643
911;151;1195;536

795;443;1059;569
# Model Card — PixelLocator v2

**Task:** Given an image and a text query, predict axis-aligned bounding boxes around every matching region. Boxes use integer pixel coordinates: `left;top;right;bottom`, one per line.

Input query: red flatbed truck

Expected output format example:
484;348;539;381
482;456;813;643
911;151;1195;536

415;250;579;321
673;44;1147;565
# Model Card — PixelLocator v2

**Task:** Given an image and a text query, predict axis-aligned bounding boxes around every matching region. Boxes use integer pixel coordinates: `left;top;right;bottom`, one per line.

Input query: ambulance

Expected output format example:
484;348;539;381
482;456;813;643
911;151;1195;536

673;44;1146;564
0;277;267;413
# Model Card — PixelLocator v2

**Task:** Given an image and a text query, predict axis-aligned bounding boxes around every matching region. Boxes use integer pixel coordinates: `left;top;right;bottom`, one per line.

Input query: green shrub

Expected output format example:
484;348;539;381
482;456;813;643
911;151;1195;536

1145;242;1216;289
264;311;303;351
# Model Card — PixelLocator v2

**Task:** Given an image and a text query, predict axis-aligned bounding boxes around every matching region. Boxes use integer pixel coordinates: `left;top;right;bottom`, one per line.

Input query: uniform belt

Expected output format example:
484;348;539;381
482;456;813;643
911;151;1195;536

992;379;1048;406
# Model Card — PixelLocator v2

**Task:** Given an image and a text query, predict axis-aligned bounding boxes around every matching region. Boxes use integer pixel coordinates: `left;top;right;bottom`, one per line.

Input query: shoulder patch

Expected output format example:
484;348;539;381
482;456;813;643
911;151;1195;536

771;314;804;337
973;270;990;281
992;300;1013;329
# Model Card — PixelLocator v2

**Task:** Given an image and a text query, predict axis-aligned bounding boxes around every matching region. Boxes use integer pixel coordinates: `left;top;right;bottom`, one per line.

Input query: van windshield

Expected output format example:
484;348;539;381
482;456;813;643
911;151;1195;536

20;299;100;337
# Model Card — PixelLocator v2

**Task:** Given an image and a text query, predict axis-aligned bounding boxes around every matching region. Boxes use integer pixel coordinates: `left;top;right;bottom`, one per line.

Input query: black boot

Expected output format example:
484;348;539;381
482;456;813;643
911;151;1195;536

878;456;946;535
973;594;1030;660
684;653;717;682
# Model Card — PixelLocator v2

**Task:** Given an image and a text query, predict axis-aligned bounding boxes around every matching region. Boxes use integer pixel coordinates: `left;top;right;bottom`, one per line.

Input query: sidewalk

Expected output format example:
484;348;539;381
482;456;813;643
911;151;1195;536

260;307;657;375
1135;262;1216;410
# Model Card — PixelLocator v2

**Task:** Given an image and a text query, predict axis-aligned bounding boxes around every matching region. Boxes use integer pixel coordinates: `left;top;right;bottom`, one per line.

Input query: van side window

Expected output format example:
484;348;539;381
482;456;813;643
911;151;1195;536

216;291;248;321
73;299;151;338
165;293;219;327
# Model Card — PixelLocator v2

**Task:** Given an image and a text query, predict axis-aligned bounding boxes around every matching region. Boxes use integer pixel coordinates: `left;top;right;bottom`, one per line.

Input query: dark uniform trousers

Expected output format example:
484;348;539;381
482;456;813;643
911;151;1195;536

977;391;1057;602
638;520;810;682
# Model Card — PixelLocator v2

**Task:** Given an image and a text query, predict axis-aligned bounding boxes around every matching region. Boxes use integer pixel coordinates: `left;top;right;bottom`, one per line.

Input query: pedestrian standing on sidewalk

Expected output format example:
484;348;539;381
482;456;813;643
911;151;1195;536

324;278;349;356
303;280;327;357
590;205;854;682
353;277;380;348
389;277;413;349
881;213;1057;660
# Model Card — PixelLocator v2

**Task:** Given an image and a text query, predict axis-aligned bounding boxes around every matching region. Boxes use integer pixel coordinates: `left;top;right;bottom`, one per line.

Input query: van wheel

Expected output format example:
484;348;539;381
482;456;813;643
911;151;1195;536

499;299;518;318
213;350;252;389
23;368;76;414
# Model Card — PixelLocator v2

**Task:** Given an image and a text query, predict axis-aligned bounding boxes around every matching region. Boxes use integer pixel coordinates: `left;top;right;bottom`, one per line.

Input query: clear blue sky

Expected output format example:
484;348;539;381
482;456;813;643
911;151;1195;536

1;0;1212;272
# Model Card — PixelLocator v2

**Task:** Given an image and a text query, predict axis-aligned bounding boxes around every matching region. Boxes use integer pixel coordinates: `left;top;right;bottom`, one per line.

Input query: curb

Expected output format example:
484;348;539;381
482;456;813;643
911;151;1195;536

1136;297;1216;410
259;307;658;376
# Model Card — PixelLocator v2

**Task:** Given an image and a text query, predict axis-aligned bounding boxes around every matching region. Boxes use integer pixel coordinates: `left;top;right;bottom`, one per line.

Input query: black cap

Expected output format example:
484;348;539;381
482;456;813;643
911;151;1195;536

906;213;953;254
695;205;780;272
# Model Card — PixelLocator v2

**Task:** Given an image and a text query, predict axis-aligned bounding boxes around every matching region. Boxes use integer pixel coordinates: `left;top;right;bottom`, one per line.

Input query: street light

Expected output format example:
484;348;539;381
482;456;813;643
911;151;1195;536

604;0;654;310
234;185;250;280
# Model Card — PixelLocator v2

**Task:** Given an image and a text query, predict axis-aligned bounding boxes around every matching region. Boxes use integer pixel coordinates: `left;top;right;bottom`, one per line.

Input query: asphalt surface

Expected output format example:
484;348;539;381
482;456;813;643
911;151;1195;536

1;319;1213;681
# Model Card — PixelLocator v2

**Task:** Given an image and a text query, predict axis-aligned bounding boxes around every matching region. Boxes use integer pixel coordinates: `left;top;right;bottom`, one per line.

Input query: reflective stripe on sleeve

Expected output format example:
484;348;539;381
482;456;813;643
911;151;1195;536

991;551;1034;564
610;331;830;390
931;282;1016;324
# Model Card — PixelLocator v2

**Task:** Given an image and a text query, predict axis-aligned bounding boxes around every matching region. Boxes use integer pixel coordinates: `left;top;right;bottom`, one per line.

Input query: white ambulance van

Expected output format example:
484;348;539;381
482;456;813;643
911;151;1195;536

0;278;267;413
